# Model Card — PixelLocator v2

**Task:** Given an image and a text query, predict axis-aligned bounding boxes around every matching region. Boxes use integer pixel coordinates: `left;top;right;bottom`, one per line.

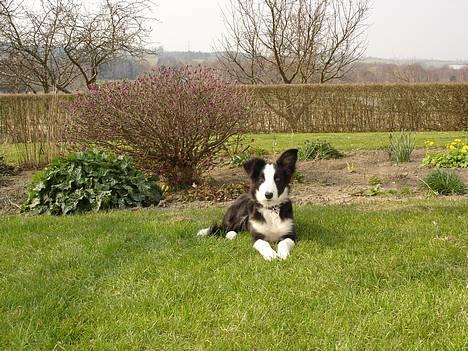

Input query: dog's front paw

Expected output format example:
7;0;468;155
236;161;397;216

261;249;279;261
277;238;295;260
196;227;211;237
277;249;290;260
226;231;237;240
253;239;278;261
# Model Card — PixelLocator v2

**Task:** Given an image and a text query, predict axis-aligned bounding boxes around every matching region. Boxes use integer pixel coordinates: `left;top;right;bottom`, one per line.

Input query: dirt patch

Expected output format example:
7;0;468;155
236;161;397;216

1;150;467;215
0;171;32;215
166;149;468;207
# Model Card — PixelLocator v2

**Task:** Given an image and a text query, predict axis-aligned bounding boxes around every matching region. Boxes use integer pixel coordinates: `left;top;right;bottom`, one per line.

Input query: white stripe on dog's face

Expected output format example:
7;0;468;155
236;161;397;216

256;164;277;205
255;163;290;207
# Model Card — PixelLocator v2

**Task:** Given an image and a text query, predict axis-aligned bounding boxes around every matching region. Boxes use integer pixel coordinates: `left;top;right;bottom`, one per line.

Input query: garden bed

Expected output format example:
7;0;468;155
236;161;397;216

3;149;466;215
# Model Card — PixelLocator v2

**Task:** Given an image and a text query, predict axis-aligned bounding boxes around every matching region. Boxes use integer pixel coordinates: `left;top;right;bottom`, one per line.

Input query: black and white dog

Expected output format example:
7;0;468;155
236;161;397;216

197;149;298;261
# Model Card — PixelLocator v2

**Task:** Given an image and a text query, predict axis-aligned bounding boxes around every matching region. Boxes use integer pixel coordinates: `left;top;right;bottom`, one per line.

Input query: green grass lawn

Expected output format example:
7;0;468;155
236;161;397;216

246;131;467;153
1;131;466;164
1;200;466;350
0;143;20;163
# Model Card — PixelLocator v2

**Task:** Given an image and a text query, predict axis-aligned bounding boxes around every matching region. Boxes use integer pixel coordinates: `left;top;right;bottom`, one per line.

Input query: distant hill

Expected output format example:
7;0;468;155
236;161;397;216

361;56;468;68
156;51;219;66
158;51;468;67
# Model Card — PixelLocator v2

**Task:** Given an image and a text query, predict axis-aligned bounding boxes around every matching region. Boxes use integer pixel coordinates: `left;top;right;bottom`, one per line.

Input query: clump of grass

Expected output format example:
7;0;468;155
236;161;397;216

298;139;343;161
422;169;466;195
388;131;415;163
400;186;413;195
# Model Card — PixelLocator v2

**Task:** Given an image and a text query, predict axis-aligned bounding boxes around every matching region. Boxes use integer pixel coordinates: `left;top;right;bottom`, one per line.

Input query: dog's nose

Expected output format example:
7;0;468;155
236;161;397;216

265;192;273;200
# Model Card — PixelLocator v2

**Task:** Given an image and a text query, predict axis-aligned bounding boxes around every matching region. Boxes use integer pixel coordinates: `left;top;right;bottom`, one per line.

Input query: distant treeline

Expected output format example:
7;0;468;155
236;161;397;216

2;53;467;93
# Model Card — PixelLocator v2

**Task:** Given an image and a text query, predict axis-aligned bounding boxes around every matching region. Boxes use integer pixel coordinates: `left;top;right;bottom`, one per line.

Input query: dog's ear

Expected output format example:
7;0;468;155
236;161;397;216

276;149;298;178
243;157;266;180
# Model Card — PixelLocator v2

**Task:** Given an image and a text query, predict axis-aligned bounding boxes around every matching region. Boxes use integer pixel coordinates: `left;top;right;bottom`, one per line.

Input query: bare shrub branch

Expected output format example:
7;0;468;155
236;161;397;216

67;67;251;185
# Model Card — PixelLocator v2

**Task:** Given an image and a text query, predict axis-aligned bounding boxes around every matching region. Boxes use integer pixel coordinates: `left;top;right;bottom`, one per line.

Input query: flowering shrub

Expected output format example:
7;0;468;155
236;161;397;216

68;67;251;186
422;139;468;168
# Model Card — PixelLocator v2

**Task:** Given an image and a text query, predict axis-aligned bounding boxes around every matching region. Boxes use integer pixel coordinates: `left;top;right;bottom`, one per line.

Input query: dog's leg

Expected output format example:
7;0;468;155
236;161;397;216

226;231;237;240
196;227;211;237
277;238;295;260
253;239;278;261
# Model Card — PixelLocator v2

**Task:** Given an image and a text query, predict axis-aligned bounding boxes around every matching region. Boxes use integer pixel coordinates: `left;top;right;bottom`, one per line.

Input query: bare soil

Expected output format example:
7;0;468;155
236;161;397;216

1;150;467;215
0;171;33;215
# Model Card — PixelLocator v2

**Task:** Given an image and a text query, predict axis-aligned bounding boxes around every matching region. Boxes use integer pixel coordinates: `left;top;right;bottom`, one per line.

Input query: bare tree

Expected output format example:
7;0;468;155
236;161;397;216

0;0;154;93
391;63;432;83
0;0;79;93
217;0;369;130
218;0;370;84
62;0;154;88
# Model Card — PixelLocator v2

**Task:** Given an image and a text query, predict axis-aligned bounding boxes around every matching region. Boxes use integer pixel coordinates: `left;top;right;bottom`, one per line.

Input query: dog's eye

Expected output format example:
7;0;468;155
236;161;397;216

258;175;265;181
274;177;280;182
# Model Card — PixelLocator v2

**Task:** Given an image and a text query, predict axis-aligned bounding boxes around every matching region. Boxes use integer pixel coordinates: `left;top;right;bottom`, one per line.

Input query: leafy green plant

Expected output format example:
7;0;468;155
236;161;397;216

422;139;468;168
229;148;268;167
388;131;415;163
224;138;268;168
421;169;466;195
368;175;382;186
367;184;382;196
22;150;162;215
298;140;343;161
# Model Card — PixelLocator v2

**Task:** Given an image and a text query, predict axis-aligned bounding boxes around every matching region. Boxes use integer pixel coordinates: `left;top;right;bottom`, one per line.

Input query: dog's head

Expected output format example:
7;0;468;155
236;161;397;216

243;149;298;207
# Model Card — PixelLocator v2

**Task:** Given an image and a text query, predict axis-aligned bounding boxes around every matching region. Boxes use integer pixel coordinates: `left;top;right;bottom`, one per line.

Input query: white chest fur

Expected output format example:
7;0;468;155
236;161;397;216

249;207;293;242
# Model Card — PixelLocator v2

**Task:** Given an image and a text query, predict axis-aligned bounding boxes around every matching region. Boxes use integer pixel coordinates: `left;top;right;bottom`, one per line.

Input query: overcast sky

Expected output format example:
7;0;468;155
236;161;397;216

153;0;468;60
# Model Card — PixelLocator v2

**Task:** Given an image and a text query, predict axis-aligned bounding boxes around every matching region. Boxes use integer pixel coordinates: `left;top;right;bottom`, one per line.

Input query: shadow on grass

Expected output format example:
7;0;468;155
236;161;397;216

296;220;344;247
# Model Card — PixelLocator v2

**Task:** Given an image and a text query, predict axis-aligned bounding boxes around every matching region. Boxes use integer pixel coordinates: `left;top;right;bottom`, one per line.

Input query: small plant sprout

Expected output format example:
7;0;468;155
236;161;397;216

346;162;356;173
388;130;416;163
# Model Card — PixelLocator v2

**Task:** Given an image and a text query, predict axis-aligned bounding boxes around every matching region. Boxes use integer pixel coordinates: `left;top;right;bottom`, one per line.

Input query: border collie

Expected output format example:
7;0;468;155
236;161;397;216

197;149;298;261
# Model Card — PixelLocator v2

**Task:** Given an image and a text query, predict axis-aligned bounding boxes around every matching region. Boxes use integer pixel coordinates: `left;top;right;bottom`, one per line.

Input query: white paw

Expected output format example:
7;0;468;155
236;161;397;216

277;249;290;260
226;231;237;240
277;238;295;260
196;227;210;237
261;249;279;261
254;239;279;261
